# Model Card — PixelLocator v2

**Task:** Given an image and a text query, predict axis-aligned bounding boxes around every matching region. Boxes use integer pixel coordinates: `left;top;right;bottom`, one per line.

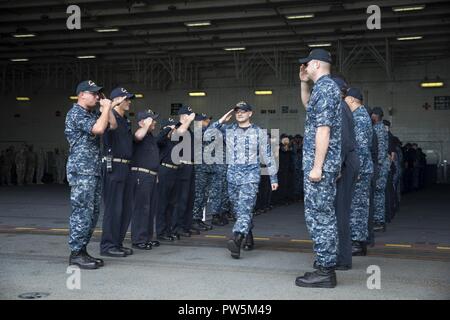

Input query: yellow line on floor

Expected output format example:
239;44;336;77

290;239;313;243
436;246;450;250
385;244;412;248
205;235;227;239
50;228;69;232
15;227;36;230
254;237;270;241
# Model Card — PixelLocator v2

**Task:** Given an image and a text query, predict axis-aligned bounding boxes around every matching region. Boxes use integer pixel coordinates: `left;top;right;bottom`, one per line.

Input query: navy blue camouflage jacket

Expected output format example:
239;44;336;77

64;103;101;176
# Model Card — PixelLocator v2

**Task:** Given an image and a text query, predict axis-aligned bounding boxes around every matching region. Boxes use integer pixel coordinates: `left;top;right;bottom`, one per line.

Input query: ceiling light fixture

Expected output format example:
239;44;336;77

255;90;273;95
285;14;315;19
396;36;423;41
392;5;425;12
420;81;444;88
77;55;96;59
95;28;119;32
224;47;246;51
13;33;36;38
10;58;29;62
184;21;211;27
308;43;332;48
189;92;206;97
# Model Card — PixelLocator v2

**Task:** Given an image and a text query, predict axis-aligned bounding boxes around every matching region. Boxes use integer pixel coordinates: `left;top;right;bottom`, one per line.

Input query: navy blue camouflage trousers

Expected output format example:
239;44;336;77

68;174;102;252
214;166;229;215
229;182;258;236
193;168;213;220
350;173;372;242
374;164;389;224
303;171;338;268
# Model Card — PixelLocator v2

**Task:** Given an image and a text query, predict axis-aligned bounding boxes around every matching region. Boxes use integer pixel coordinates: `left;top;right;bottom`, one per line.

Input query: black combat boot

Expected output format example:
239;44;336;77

69;251;98;270
227;232;245;259
243;231;254;251
295;266;337;288
80;246;104;267
352;241;367;256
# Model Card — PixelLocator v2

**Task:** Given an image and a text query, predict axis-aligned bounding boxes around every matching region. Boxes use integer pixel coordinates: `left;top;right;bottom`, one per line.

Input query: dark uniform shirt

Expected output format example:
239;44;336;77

157;127;177;165
388;131;396;155
178;128;195;162
340;100;360;172
131;133;160;172
371;129;379;175
65;103;101;176
102;109;133;159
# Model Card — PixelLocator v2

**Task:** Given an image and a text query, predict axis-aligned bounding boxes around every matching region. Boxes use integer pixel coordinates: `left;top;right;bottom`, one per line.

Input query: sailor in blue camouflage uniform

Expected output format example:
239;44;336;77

65;80;118;270
205;101;278;259
345;88;374;256
371;107;389;231
191;113;214;231
296;49;341;288
209;116;231;226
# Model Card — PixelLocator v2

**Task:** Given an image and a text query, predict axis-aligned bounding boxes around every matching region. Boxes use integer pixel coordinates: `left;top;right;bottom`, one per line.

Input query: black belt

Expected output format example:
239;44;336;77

102;157;131;164
161;162;178;169
131;167;158;176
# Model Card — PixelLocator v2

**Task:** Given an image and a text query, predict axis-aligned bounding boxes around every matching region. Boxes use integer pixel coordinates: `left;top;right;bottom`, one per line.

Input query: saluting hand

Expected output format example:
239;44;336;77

143;117;153;127
299;65;308;82
99;98;112;112
219;108;234;124
112;96;127;107
186;112;196;122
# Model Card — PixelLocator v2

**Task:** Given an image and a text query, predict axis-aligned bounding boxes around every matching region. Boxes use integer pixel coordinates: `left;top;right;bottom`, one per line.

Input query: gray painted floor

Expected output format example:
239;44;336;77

0;184;449;300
